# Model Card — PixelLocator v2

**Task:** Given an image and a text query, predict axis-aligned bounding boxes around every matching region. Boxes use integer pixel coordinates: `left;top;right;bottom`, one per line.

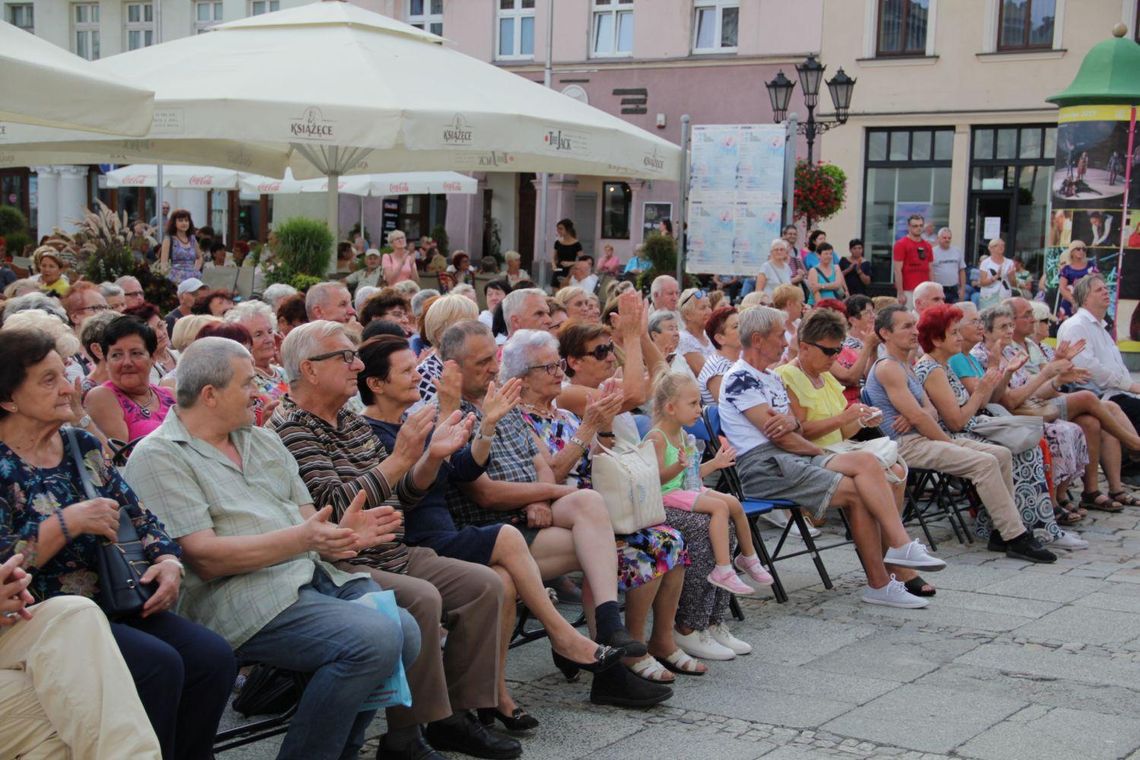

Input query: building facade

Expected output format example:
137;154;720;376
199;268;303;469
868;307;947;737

818;0;1140;291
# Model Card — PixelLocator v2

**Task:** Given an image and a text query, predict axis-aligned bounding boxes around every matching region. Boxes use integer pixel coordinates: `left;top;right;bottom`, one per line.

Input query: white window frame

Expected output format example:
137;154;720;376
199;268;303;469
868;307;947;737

407;0;443;36
692;0;739;54
193;0;224;33
249;0;280;16
496;0;536;61
862;0;938;58
6;3;34;33
124;2;155;51
591;0;634;58
73;3;101;60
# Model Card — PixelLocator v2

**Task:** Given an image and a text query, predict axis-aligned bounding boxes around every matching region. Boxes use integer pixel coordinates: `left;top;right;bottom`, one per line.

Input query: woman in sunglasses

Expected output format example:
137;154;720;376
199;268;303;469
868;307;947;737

1058;240;1097;319
677;287;715;377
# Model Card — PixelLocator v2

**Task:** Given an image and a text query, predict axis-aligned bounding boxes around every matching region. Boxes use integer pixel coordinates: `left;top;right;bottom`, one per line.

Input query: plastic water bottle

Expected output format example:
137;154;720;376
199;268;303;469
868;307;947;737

683;434;705;490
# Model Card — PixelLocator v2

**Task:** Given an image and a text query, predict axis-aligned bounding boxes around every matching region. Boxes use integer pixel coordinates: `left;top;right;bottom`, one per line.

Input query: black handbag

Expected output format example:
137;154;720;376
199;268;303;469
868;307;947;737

232;665;309;717
65;427;154;618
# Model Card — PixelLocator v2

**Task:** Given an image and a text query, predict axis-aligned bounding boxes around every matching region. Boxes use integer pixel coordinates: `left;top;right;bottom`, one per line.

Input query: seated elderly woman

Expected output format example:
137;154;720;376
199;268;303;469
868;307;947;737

0;557;164;758
497;327;690;689
224;300;289;403
771;283;805;362
913;304;1086;550
553;286;593;322
648;309;681;366
694;307;741;406
121;303;179;383
190;289;234;317
773;309;933;594
275;293;308;336
676;288;715;377
84;316;176;445
971;303;1140;515
268;321;524;760
361;288;415;336
416;293;479;406
720;306;947;608
77;311;119;397
357;331;620;732
0;329;234;759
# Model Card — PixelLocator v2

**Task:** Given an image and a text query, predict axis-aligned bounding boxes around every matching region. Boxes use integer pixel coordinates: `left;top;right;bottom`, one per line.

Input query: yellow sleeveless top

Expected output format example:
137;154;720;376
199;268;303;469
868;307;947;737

775;363;846;447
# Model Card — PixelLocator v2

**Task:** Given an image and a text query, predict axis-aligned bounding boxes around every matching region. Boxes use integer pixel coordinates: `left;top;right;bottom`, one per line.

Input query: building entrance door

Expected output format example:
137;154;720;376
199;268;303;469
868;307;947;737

967;192;1014;266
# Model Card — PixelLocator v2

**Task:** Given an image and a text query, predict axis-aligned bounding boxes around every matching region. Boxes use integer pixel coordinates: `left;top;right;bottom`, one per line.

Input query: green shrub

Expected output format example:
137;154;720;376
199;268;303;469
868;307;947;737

0;205;28;237
289;273;324;292
429;224;449;257
275;217;334;277
635;232;695;292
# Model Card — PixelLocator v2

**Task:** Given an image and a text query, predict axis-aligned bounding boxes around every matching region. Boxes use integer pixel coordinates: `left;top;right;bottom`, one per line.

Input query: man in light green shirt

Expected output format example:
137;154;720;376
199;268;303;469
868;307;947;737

126;337;419;760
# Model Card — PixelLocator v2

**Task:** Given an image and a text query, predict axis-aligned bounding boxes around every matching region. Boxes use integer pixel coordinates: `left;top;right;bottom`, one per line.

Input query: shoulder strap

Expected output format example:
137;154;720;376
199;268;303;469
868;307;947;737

65;427;99;501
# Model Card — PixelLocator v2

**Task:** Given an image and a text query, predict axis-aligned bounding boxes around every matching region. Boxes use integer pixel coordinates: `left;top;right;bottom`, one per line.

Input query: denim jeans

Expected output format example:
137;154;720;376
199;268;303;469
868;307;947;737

236;569;421;760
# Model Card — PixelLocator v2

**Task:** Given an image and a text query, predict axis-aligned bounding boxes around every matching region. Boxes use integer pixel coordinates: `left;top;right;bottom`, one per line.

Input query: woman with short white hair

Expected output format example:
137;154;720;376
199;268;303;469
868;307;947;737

647;309;680;363
676;288;714;376
755;239;793;295
225;300;288;402
503;250;530;287
417;294;479;404
978;238;1015;310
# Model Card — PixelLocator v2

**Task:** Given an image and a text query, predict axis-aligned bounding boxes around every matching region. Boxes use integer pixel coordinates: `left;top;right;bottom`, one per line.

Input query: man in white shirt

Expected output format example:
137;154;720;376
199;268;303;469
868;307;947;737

650;275;680;311
1057;274;1140;427
568;256;599;294
931;228;966;303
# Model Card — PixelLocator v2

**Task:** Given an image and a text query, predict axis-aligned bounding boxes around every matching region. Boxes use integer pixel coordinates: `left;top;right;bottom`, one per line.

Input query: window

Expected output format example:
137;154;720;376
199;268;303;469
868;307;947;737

250;0;280;15
876;0;929;55
73;3;100;60
125;2;154;50
693;0;738;53
602;182;632;239
6;4;33;33
194;1;223;33
997;0;1055;50
592;0;633;57
497;0;535;60
408;0;443;36
862;127;955;283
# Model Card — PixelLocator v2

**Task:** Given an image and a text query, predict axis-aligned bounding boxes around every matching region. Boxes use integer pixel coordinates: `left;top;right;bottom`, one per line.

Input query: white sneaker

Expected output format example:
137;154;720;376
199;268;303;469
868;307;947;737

1050;530;1089;551
862;574;930;609
674;628;736;661
761;510;821;538
883;540;947;572
708;623;752;655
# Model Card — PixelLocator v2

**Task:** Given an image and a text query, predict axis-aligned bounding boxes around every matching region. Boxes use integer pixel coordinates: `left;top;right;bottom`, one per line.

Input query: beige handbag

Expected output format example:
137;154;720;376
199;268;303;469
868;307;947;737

825;437;908;484
590;438;666;534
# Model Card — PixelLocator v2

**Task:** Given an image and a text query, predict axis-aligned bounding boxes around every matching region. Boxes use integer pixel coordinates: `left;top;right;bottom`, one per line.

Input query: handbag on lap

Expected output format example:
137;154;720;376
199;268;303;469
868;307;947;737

590;438;666;534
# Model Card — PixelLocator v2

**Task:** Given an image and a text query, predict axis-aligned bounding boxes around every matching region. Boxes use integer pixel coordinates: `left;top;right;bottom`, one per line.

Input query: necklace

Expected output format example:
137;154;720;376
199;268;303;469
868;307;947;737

521;401;554;419
128;387;157;418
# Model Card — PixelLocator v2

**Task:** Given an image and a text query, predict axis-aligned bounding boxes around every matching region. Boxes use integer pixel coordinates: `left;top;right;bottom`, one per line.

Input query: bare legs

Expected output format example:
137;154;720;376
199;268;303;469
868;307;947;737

531;491;620;605
1065;391;1140;451
691;492;755;565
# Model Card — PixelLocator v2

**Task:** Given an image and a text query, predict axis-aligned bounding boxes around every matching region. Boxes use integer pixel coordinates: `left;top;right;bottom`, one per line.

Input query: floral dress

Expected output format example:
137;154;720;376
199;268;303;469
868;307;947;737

252;364;290;425
0;429;180;603
914;357;1059;541
167;234;202;285
521;406;689;592
971;342;1088;490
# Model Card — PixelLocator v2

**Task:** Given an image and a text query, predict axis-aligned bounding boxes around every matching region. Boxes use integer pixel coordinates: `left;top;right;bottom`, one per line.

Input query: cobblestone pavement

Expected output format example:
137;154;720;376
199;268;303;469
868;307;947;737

219;504;1140;760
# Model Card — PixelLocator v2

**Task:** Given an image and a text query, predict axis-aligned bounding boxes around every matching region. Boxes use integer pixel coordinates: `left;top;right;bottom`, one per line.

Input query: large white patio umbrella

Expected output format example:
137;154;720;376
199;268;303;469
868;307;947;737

0;21;153;135
0;1;679;243
241;171;477;197
104;164;242;190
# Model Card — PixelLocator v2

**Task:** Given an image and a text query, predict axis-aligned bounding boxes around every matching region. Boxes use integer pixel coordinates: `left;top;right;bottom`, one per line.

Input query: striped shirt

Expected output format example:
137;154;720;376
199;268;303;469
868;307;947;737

269;395;427;574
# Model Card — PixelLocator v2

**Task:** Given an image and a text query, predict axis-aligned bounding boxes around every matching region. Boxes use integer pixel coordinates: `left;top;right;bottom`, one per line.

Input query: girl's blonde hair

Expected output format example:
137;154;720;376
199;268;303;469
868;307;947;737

650;369;699;420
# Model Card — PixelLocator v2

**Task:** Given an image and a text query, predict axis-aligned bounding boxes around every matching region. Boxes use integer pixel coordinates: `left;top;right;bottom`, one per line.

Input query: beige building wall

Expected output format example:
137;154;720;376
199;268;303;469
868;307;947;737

819;0;1136;272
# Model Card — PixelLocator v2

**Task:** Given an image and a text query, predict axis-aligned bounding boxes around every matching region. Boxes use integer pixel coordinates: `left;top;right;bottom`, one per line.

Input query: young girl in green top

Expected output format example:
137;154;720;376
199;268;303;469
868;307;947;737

644;371;773;596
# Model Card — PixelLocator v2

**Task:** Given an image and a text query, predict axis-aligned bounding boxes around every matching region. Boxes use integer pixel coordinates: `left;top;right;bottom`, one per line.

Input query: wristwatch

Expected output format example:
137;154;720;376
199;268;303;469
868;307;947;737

76;414;92;429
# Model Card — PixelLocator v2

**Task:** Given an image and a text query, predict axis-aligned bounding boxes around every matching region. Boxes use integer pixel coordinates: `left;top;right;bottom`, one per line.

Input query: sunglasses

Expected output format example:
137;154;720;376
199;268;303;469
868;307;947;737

804;341;843;357
307;349;359;364
581;342;616;361
679;289;707;307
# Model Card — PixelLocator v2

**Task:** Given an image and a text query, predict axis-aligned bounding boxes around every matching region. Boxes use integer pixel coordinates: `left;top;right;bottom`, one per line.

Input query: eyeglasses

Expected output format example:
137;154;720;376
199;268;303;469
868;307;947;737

581;342;615;361
1039;318;1051;324
527;362;564;376
307;349;359;364
123;290;144;298
804;341;843;357
679;289;707;308
1071;246;1086;251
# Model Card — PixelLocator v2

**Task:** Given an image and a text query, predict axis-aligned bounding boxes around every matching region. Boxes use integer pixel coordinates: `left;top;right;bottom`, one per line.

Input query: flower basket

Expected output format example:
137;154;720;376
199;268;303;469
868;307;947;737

793;161;847;226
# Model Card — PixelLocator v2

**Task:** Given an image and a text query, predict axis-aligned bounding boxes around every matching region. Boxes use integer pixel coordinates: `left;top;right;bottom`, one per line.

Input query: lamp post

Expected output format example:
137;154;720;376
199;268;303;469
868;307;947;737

765;55;856;166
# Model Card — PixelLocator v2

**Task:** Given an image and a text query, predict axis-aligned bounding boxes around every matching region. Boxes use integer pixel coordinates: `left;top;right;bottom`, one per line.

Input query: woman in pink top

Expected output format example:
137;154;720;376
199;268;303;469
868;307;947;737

381;229;418;285
83;315;174;445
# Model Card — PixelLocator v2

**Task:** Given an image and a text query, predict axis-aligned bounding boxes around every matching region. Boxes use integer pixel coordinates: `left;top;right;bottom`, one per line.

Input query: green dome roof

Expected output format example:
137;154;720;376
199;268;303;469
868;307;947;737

1047;25;1140;107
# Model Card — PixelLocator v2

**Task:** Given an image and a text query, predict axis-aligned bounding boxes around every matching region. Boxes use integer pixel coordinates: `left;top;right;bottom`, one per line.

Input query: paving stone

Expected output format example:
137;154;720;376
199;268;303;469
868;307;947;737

587;724;775;760
821;684;1025;754
802;629;984;683
743;615;880;667
958;706;1140;760
976;573;1106;603
1013;605;1140;646
953;641;1140;691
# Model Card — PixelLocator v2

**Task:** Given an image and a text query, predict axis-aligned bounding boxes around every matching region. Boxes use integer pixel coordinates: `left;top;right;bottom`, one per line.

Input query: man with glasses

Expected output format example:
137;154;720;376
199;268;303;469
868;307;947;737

61;282;110;329
115;275;146;310
268;321;517;760
893;214;932;308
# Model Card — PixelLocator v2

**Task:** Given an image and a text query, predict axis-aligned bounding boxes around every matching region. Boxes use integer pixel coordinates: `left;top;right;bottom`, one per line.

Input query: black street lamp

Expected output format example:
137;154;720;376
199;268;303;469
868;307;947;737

766;55;856;165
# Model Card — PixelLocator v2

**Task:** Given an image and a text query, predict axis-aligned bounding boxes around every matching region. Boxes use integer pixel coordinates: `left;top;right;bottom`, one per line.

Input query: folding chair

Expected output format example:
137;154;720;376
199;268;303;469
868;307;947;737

213;669;307;752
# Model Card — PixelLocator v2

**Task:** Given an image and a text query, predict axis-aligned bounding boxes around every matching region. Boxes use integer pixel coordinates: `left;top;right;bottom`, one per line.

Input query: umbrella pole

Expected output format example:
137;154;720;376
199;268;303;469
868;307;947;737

676;115;690;285
327;171;340;274
155;164;165;244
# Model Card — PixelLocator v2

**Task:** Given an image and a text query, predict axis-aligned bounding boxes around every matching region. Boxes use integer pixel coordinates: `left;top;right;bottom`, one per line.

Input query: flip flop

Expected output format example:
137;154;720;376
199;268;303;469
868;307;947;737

627;655;675;683
903;576;936;597
656;648;708;676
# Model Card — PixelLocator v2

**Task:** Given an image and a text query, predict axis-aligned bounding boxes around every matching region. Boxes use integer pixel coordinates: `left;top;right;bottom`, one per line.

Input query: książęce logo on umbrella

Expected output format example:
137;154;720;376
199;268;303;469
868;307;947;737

643;147;665;172
442;114;473;145
290;107;335;140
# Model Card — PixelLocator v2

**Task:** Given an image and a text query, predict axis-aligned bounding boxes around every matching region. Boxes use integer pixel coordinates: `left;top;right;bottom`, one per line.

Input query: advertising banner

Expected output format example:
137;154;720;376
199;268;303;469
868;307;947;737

686;124;785;276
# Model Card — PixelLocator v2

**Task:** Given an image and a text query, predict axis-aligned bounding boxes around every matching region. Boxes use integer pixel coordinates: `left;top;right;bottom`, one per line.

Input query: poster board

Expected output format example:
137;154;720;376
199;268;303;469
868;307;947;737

685;124;785;276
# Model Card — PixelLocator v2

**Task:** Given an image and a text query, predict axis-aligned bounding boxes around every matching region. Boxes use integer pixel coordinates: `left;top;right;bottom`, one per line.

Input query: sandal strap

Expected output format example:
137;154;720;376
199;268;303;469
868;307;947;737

627;655;671;681
660;648;704;673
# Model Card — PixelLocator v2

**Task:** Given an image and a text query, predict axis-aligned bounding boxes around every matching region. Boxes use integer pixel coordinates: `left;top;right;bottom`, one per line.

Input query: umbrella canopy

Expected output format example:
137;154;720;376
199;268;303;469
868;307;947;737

0;20;154;135
243;171;478;197
104;164;242;190
0;2;679;179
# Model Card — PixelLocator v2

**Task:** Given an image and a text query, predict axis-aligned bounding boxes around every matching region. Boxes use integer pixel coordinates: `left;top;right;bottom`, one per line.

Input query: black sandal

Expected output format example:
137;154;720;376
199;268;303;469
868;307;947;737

904;576;936;597
1081;490;1124;513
